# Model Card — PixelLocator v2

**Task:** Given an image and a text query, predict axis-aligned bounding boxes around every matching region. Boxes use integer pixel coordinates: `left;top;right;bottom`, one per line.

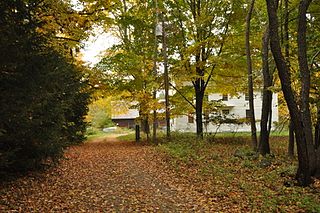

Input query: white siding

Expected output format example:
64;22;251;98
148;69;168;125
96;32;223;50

172;92;279;133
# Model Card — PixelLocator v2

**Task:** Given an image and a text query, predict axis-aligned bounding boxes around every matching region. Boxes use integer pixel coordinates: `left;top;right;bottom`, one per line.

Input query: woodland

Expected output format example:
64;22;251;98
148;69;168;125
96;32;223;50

0;0;320;211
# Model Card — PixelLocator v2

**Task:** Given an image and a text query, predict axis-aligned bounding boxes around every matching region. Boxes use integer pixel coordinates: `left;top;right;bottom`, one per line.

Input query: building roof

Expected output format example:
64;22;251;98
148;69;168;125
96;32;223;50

112;109;139;119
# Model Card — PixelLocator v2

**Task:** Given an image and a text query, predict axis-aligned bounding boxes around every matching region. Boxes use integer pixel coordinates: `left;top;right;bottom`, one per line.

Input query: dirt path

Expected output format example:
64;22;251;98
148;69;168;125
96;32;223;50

0;135;212;212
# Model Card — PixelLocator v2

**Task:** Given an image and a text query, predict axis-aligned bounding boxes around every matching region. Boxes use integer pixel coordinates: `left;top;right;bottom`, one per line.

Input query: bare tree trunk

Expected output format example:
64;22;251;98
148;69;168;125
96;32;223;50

246;0;258;150
259;26;272;156
283;0;295;157
152;0;159;143
288;120;295;158
266;0;313;186
122;0;128;44
297;0;315;174
194;78;204;139
315;106;320;149
161;13;170;139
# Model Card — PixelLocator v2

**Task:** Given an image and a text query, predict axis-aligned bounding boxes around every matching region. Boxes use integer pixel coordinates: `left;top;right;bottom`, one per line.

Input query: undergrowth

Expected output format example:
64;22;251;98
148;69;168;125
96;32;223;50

157;132;320;212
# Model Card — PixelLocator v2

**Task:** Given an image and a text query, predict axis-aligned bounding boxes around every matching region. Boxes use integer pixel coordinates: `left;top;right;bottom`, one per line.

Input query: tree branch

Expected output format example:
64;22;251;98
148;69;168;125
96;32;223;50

54;36;80;42
203;14;230;92
169;82;196;110
311;49;320;68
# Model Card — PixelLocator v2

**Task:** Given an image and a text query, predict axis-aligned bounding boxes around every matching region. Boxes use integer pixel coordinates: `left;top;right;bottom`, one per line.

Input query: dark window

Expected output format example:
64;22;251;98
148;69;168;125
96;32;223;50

222;109;230;115
245;93;249;101
246;109;251;119
222;94;228;101
188;114;194;123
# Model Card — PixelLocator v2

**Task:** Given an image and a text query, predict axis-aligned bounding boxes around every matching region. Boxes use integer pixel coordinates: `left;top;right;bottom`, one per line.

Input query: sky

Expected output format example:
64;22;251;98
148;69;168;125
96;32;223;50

81;28;119;66
70;0;118;66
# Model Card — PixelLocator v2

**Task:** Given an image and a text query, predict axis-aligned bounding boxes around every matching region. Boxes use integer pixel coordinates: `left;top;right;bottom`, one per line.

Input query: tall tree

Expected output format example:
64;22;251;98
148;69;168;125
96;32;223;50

245;0;258;150
266;0;319;186
258;25;273;156
97;0;159;140
0;0;90;171
166;0;231;138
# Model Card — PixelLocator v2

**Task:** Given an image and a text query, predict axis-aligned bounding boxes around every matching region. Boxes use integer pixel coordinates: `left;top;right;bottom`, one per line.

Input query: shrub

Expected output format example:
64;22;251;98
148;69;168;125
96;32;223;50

0;1;90;172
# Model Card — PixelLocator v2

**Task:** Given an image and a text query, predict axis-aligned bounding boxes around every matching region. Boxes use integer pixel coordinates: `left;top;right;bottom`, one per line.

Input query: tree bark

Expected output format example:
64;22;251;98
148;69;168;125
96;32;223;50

266;0;312;186
162;13;170;139
259;26;272;156
315;106;320;149
283;0;295;157
297;0;315;174
152;0;159;144
246;0;258;150
288;120;295;158
194;77;204;139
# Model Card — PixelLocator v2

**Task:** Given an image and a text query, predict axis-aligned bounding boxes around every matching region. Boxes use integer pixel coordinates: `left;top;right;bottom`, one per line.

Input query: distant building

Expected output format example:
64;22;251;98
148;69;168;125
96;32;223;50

172;92;279;133
111;92;279;132
111;109;139;129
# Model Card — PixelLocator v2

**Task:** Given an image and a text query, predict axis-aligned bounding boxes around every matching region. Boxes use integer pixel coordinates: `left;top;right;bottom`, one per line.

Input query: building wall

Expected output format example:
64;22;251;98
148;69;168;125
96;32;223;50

112;119;136;129
172;92;279;133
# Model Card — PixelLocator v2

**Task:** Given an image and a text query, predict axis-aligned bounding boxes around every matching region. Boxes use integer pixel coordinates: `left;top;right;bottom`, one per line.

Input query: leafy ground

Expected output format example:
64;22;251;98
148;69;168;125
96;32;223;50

156;133;320;212
0;134;212;212
1;133;320;212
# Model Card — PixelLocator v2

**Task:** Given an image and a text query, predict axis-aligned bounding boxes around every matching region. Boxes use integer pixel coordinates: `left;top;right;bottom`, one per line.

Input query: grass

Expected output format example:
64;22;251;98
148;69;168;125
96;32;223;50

85;127;133;141
156;132;320;212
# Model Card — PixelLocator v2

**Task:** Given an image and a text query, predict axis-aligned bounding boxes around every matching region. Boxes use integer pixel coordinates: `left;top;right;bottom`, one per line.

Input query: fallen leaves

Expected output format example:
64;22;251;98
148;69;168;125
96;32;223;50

2;134;319;212
0;135;209;212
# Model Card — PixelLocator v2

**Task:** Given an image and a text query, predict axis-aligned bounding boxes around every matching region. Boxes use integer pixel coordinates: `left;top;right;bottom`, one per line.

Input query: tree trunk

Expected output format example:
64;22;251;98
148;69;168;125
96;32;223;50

297;0;315;174
246;0;258;150
142;114;150;141
152;0;158;144
162;14;170;139
288;120;295;158
194;78;204;139
259;26;272;156
283;0;294;157
315;106;320;149
266;0;313;186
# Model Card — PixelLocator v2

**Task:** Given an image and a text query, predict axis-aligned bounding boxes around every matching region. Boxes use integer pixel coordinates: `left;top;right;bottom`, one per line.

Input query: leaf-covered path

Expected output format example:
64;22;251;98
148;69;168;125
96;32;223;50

1;135;214;212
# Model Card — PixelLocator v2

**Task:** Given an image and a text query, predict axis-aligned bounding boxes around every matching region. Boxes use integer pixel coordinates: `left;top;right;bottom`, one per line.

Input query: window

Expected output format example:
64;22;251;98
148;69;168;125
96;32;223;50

246;109;251;119
222;94;228;101
245;93;249;101
222;109;230;115
188;114;194;123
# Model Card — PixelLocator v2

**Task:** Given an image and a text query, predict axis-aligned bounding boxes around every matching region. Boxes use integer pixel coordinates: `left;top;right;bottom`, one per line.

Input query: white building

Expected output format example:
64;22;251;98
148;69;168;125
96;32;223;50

172;92;279;133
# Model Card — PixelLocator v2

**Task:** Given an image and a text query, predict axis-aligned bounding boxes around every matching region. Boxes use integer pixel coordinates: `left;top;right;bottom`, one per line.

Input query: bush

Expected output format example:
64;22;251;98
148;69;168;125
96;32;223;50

0;1;90;172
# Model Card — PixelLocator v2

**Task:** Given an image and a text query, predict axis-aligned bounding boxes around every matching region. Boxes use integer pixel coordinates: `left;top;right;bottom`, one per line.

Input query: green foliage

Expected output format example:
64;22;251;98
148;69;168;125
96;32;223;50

96;0;160;132
159;141;197;162
0;0;90;172
86;127;133;141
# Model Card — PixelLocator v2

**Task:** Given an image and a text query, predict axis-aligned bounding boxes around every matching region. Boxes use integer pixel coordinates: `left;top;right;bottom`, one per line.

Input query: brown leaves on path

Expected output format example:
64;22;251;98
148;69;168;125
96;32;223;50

0;135;215;212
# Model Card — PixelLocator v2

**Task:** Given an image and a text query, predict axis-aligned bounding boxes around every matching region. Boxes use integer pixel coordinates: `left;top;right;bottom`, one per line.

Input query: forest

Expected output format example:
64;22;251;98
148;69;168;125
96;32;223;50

0;0;320;211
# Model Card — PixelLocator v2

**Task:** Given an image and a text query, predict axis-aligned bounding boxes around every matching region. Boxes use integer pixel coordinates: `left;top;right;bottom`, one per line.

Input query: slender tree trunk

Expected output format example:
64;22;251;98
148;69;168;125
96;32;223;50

194;78;204;139
152;0;159;143
122;0;128;44
266;0;313;186
315;106;320;149
246;0;258;150
288;120;295;158
259;26;272;156
283;0;295;157
297;0;315;174
162;13;170;139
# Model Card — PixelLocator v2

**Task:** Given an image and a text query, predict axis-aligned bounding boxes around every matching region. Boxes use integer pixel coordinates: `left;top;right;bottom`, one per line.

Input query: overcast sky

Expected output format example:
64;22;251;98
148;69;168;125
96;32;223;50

81;27;119;66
